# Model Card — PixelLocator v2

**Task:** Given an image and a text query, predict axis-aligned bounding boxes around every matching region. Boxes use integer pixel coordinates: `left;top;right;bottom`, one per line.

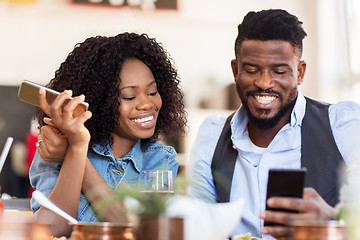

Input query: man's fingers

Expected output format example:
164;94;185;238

275;237;293;240
261;225;295;239
261;210;300;226
267;197;315;213
303;187;321;201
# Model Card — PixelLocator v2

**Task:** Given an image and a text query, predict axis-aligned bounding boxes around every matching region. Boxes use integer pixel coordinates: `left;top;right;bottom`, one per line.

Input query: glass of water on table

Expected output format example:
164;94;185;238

138;170;174;194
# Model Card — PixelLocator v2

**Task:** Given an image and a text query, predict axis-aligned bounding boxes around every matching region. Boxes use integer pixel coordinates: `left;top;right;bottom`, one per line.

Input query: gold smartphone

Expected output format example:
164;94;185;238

18;80;89;117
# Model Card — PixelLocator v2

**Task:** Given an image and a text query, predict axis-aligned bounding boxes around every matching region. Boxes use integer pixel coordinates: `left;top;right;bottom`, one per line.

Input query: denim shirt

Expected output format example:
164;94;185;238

29;139;178;222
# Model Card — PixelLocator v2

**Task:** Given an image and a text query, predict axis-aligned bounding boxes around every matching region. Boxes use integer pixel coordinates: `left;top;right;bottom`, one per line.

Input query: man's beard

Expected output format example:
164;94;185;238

237;86;297;131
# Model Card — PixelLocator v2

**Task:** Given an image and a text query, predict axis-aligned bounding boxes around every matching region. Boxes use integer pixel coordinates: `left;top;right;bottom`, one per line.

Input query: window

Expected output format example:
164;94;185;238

345;0;360;75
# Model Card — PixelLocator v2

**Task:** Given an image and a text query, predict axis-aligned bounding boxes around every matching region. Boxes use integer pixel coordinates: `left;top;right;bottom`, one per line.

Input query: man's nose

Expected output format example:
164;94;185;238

254;72;275;90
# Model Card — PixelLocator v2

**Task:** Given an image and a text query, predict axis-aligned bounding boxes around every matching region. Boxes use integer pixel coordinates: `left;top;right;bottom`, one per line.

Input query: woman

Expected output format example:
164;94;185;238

29;32;186;237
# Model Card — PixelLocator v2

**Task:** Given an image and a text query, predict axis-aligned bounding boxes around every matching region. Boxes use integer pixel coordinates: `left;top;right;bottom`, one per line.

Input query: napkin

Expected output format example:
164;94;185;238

165;196;245;240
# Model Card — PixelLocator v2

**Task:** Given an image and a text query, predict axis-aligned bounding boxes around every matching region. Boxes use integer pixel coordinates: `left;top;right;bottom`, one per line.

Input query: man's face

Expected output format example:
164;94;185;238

231;40;306;130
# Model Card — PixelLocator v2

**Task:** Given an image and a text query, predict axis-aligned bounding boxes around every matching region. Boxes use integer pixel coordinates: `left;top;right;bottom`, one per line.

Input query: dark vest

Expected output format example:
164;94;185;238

211;97;344;207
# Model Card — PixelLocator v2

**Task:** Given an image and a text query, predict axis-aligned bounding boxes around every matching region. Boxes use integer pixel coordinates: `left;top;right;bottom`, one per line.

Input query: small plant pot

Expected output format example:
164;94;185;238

292;220;345;240
71;222;135;240
135;215;184;240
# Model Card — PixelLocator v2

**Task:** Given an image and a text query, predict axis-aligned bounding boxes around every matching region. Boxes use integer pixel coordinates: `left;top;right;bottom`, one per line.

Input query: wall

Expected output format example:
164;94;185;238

0;0;336;107
0;0;354;195
317;0;355;103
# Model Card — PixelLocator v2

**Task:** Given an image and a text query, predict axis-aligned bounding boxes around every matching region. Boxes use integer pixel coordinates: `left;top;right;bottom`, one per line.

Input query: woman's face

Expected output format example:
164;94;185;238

114;58;162;142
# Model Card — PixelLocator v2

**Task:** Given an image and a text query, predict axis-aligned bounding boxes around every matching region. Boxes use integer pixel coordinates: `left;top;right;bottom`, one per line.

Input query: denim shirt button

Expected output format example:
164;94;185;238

111;169;123;175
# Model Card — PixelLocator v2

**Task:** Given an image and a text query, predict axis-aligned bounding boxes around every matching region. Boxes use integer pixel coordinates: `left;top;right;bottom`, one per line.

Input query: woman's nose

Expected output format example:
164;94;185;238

136;95;153;110
254;72;275;90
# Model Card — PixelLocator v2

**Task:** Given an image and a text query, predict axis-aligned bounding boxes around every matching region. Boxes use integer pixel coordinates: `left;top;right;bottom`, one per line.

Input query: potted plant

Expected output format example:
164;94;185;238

89;174;187;240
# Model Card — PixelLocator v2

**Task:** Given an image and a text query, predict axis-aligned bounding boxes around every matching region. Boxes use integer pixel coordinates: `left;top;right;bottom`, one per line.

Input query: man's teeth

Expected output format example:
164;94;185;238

255;95;277;104
132;115;154;123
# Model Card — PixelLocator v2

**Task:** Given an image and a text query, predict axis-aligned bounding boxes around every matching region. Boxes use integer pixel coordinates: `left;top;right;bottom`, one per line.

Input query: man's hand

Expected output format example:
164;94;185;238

36;125;68;162
259;188;336;240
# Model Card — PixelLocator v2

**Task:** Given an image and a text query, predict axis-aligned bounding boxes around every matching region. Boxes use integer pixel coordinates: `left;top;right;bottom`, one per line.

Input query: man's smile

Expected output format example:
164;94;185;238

254;95;278;104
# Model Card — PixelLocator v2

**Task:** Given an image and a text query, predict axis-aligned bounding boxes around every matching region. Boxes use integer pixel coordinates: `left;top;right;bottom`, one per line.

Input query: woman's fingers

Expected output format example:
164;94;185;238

49;90;73;120
38;88;91;146
61;94;92;124
38;88;49;115
39;88;90;123
77;110;92;124
36;125;68;162
61;94;84;118
43;117;55;127
36;137;50;160
38;88;73;119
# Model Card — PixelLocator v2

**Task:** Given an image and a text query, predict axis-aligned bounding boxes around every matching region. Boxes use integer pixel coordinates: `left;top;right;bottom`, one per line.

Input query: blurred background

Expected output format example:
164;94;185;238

0;0;359;197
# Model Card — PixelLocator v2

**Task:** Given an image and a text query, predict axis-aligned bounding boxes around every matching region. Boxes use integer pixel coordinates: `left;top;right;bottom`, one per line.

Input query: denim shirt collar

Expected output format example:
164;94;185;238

230;89;306;136
89;139;143;173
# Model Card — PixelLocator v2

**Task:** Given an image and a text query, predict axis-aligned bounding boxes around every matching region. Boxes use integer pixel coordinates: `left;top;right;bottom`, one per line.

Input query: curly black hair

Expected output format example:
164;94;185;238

235;9;307;58
36;32;187;145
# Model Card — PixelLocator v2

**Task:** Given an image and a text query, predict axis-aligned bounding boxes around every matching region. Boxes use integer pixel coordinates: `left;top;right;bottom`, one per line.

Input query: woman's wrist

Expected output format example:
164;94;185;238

67;138;90;150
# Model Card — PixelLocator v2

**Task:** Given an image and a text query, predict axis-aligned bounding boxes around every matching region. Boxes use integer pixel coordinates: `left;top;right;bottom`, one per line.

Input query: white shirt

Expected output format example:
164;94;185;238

188;91;360;238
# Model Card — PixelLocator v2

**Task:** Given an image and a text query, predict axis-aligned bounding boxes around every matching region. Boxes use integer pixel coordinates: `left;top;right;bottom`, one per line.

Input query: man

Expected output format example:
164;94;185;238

187;9;360;239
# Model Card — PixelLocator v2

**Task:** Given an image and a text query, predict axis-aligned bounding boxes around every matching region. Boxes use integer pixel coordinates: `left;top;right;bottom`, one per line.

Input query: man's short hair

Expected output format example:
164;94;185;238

235;9;307;58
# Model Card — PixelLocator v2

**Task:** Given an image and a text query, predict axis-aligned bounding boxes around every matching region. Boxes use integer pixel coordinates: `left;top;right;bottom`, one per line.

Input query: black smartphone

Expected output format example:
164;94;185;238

264;168;306;226
18;80;89;117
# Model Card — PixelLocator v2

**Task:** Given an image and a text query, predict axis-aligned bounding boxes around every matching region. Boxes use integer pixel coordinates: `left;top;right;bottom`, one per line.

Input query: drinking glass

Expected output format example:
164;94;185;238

138;170;174;193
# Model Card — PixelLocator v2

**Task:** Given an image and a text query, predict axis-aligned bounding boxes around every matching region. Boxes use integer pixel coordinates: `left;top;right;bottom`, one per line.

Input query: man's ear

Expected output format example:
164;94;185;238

297;60;306;85
231;59;238;82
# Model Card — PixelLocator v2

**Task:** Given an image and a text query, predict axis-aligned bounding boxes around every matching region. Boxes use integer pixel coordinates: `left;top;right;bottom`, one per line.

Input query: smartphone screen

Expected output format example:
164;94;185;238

18;80;89;117
264;168;306;226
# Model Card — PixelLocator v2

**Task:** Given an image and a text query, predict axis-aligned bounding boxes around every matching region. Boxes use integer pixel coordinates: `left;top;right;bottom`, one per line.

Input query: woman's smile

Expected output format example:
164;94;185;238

131;114;156;129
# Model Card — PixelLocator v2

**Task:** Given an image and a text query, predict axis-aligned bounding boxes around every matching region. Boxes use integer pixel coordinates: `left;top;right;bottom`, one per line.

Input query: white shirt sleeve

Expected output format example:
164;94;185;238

187;114;227;203
329;101;360;185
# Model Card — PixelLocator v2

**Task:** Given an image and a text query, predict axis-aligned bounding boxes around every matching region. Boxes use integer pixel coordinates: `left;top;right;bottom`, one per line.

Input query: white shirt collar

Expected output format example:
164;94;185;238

291;90;306;127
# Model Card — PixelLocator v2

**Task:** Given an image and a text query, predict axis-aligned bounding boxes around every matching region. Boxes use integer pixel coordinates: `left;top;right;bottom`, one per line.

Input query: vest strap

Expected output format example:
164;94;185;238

301;97;344;207
211;113;237;203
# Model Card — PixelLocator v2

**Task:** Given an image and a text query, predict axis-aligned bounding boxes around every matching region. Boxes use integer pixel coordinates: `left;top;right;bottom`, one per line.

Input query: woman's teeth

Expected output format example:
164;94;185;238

132;115;154;123
255;95;277;104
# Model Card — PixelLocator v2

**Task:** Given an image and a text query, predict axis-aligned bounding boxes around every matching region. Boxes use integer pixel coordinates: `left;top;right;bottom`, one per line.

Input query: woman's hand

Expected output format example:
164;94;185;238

38;88;92;147
36;125;68;162
36;89;93;237
259;187;336;240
